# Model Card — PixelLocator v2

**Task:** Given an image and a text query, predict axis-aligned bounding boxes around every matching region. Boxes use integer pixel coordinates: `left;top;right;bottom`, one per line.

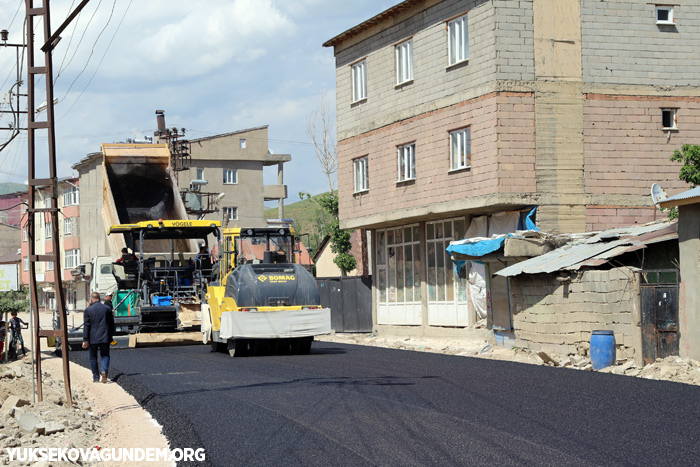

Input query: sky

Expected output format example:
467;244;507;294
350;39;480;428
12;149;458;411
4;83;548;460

0;0;398;203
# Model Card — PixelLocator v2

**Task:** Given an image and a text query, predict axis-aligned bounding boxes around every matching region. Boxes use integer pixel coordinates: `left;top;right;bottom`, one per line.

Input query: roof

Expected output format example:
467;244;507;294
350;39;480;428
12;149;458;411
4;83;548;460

188;125;268;144
323;0;421;48
312;234;332;263
496;220;677;278
72;151;102;171
0;250;21;264
658;186;700;209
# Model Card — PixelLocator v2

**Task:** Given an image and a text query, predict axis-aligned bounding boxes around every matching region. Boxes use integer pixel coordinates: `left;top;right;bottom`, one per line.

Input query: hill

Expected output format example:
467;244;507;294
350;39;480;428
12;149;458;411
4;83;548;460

265;192;335;253
0;182;26;195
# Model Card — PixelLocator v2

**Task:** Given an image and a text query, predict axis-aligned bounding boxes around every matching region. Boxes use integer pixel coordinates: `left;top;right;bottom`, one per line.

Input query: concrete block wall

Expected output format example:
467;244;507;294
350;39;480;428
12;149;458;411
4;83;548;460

586;206;657;232
581;1;700;86
334;0;496;141
509;267;640;359
494;0;535;81
338;92;536;224
583;94;698;198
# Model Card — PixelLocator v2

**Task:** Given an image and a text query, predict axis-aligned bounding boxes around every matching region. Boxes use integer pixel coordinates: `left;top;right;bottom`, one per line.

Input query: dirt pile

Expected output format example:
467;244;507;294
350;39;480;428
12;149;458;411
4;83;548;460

0;356;102;466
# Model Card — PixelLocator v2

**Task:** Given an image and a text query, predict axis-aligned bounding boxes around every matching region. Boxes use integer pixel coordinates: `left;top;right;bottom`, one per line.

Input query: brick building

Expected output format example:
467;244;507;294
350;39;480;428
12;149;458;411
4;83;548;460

323;0;698;335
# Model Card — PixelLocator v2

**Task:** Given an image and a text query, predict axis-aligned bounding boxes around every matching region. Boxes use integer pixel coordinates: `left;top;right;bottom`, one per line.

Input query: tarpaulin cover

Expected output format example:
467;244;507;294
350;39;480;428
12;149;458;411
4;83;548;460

446;236;507;257
219;308;331;339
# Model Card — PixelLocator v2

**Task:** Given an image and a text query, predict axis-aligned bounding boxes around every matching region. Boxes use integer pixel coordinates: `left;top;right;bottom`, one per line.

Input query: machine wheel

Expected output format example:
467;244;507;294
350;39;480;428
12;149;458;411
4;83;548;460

298;336;313;355
210;339;226;353
227;339;248;357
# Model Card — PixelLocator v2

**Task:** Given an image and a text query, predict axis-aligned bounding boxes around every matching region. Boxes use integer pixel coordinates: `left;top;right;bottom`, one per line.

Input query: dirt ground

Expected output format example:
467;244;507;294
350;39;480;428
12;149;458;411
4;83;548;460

0;311;172;467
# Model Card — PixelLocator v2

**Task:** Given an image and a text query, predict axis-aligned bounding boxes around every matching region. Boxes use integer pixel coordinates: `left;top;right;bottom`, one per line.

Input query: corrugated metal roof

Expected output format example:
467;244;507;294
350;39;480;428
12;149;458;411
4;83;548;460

658;186;700;208
496;221;677;277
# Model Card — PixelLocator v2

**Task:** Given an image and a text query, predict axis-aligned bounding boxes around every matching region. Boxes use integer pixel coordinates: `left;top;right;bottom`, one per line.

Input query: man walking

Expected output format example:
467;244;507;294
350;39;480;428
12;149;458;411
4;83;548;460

82;292;115;383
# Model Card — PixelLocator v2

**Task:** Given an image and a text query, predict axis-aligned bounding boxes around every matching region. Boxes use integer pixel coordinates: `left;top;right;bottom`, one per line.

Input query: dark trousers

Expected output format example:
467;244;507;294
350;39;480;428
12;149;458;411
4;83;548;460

89;343;110;381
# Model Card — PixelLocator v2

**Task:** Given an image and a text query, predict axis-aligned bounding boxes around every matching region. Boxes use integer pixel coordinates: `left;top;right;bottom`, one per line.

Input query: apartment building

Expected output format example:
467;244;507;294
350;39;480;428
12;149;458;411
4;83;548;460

324;0;699;335
19;178;82;311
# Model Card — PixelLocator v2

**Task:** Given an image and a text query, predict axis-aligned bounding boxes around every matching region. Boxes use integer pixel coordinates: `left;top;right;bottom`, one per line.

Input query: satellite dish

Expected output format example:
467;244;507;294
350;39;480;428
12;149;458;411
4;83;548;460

651;183;668;208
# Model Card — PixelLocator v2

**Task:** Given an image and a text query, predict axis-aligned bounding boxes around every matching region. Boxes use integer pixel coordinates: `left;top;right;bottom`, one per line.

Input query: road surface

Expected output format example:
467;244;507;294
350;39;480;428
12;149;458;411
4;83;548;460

72;341;700;466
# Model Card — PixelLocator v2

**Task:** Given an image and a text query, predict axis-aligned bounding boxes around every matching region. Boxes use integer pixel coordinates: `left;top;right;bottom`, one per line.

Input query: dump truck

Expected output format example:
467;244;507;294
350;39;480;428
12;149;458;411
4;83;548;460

67;143;204;348
204;227;331;356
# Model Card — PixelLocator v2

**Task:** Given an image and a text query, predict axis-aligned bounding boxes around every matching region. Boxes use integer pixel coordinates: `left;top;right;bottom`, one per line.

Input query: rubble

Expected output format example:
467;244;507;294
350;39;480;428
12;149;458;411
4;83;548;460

318;332;700;386
0;356;102;467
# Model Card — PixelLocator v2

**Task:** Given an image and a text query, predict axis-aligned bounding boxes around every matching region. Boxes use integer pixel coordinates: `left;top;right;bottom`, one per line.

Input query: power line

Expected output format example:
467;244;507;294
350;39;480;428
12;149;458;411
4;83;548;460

55;0;103;90
59;0;132;122
54;0;81;83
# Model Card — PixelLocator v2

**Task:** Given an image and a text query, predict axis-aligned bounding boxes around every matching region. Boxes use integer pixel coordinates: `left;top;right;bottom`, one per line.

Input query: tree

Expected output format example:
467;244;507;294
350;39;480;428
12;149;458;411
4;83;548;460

306;91;337;193
317;193;356;276
0;287;30;317
669;144;700;219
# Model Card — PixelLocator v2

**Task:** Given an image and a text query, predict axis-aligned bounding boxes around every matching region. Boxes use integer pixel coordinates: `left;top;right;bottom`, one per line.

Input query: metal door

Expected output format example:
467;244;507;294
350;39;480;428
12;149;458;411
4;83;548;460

640;270;679;365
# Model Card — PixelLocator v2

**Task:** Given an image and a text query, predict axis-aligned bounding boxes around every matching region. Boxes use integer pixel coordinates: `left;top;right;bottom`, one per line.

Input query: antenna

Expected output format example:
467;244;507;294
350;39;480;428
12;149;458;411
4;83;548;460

651;183;668;209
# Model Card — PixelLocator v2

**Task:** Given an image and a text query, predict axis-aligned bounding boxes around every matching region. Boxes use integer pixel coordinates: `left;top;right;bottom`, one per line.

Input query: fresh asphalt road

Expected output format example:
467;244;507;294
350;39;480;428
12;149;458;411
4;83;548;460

72;342;700;466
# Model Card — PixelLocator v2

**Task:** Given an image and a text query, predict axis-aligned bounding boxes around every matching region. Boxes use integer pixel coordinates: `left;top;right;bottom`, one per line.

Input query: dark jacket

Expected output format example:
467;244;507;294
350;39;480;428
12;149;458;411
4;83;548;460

83;301;115;345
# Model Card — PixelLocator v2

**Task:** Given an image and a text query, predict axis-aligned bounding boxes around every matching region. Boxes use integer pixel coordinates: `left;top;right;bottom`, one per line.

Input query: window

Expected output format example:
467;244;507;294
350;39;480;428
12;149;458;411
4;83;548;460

447;14;469;66
64;218;72;236
23;256;28;271
223;169;238;185
196;168;204;180
62;185;79;206
353;156;369;192
397;143;416;182
45;221;52;239
351;60;367;102
655;6;674;25
65;249;80;269
44;197;51;208
396;39;413;85
46;261;54;271
662;109;677;129
376;225;422;305
450;127;472;170
22;227;27;242
240;138;246;149
426;218;468;303
223;207;238;221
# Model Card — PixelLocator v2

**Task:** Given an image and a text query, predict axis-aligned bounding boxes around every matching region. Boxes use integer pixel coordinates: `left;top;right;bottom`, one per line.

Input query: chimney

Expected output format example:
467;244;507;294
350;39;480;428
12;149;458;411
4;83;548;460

155;110;166;136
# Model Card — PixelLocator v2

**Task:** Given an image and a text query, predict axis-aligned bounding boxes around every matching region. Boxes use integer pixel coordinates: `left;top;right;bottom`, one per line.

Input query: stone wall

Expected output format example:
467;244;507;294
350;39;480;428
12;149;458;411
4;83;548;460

509;267;641;361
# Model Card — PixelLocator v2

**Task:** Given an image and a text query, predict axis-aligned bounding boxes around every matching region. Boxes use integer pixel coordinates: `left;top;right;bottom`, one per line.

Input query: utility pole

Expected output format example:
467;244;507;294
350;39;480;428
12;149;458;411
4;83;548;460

25;0;91;406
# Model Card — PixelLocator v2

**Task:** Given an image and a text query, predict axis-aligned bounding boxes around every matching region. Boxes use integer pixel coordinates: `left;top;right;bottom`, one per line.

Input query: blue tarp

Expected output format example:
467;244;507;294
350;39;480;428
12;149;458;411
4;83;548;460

446;207;539;258
446;236;507;257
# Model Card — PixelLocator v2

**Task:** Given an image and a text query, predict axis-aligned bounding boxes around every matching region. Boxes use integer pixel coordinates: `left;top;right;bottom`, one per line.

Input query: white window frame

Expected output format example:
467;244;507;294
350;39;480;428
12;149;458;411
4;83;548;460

447;14;469;66
24;256;29;271
450;127;472;170
353;156;369;193
196;168;204;180
45;221;52;239
64;218;72;236
240;138;247;149
22;226;27;242
397;143;416;182
662;108;678;130
395;39;413;85
223;206;238;221
351;60;367;103
46;261;54;271
64;249;80;269
62;185;79;206
655;6;674;25
223;169;238;185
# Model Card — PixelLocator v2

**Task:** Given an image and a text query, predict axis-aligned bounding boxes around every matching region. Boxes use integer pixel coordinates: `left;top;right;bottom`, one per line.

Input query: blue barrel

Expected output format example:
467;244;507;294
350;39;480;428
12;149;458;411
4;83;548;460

590;330;616;370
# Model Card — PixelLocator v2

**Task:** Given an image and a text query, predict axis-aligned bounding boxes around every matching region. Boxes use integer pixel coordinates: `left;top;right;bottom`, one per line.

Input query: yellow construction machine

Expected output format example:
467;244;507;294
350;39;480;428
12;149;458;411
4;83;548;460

204;227;331;356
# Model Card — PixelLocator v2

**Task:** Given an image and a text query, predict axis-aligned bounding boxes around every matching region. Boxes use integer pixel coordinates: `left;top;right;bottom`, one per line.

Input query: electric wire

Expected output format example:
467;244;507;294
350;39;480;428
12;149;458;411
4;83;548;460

55;0;102;95
59;0;132;122
54;0;80;84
